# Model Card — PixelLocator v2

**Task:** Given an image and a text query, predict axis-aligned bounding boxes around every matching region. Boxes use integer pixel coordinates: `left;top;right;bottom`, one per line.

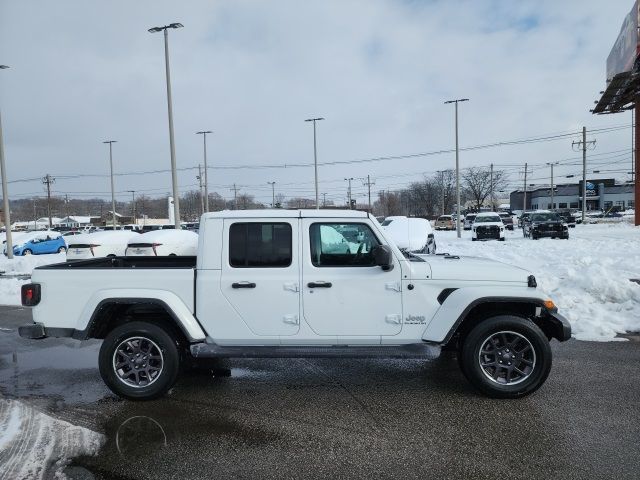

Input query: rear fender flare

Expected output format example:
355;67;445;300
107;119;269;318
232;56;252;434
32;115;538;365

75;289;206;342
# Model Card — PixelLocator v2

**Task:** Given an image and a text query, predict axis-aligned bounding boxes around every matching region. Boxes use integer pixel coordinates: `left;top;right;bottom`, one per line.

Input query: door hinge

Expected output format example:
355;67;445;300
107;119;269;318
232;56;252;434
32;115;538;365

283;314;299;325
283;283;299;293
385;282;401;292
385;314;402;325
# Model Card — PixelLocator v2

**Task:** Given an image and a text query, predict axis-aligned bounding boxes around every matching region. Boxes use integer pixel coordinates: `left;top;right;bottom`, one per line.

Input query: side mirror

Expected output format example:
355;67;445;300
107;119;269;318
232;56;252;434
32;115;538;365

373;245;394;271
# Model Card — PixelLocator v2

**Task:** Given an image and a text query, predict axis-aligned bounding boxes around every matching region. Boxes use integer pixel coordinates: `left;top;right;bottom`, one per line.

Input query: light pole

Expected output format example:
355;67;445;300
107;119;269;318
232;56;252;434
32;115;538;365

444;98;469;238
103;140;117;227
196;130;212;212
149;22;183;229
0;65;13;258
344;177;354;209
127;190;136;225
546;161;560;210
267;181;276;208
304;117;324;209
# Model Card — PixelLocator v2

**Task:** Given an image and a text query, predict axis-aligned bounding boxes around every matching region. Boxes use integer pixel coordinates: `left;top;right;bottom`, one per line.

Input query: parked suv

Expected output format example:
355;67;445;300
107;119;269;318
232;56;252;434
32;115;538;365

463;213;477;230
471;212;506;241
498;212;515;230
434;215;455;230
523;212;569;240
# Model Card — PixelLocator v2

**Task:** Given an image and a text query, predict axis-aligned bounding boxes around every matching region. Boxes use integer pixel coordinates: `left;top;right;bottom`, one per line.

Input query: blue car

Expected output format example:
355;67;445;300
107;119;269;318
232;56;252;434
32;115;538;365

8;232;67;256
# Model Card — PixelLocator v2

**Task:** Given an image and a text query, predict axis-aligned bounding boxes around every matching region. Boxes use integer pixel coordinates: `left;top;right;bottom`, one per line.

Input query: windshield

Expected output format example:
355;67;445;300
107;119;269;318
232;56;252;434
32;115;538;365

437;216;451;221
474;216;501;223
465;215;476;221
531;213;561;222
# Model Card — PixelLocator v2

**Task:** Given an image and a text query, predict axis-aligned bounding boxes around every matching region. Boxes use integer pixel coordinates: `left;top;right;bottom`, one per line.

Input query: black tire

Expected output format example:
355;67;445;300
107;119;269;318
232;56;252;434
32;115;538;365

459;316;552;398
57;246;66;253
471;238;477;242
498;237;505;242
23;249;33;255
99;321;181;400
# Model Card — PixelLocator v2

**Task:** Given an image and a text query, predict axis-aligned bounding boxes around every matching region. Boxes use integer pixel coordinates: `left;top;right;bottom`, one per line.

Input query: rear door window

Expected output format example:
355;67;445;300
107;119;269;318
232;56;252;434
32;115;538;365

229;223;292;268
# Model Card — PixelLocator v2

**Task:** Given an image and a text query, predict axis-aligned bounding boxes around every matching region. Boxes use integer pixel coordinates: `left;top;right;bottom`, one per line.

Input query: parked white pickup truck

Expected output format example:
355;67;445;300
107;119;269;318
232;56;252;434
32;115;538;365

19;210;570;400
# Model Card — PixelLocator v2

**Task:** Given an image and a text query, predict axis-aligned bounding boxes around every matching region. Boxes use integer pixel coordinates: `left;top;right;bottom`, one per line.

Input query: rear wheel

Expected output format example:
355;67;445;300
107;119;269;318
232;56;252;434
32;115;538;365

99;321;181;400
459;316;552;398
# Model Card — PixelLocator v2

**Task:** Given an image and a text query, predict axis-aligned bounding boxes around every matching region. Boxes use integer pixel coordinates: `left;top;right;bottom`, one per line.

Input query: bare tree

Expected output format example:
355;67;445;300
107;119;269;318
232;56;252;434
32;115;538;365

462;166;508;210
274;193;286;208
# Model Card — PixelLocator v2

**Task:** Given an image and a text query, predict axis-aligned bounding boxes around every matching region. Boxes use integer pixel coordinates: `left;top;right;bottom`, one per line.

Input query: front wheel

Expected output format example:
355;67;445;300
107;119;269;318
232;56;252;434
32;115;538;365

99;321;181;400
57;246;66;253
23;249;32;255
459;316;552;398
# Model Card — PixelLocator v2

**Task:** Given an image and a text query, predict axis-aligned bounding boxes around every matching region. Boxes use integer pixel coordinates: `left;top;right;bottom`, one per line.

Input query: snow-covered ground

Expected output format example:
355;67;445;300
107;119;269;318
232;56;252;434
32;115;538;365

0;396;104;479
435;223;640;341
0;223;638;341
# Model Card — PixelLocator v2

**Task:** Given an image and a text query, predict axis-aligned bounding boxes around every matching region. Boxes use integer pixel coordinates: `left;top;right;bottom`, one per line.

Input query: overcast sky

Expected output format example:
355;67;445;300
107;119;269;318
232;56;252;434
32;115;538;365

0;0;636;207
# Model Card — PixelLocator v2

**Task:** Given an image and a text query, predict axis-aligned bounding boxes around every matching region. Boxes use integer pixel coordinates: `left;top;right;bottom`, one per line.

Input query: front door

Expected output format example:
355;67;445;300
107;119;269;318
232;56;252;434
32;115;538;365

301;220;403;337
220;220;300;336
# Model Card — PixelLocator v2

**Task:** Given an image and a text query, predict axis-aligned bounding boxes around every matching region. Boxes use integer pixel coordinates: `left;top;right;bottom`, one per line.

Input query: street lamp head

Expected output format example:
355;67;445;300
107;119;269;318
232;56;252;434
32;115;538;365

0;65;9;70
196;130;212;135
444;98;469;104
305;117;325;122
102;140;117;144
168;23;184;29
148;26;164;33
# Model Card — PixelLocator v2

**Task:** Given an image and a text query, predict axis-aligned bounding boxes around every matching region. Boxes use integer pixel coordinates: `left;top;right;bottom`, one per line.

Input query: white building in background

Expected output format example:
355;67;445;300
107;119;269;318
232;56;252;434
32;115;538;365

57;216;99;228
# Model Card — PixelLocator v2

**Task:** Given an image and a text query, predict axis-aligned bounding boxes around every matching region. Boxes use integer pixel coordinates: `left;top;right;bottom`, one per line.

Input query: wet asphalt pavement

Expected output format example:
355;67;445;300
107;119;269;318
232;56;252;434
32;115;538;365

1;305;639;480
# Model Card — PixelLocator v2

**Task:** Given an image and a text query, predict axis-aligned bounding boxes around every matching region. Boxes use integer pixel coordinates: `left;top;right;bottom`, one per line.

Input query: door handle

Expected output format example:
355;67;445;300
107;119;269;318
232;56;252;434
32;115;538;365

232;282;256;289
308;281;332;288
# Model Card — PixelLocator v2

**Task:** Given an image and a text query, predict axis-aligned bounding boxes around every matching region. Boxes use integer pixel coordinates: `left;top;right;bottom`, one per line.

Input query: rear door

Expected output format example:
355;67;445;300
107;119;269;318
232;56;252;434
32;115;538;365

220;220;300;336
301;220;403;337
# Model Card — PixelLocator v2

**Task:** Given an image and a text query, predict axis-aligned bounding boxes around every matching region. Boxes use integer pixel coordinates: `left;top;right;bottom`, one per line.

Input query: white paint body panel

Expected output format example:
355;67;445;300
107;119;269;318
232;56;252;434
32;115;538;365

29;209;554;348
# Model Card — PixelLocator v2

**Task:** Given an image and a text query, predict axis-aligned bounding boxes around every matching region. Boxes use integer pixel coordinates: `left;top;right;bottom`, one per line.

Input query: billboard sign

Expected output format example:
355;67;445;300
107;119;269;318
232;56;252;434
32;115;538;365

606;0;640;81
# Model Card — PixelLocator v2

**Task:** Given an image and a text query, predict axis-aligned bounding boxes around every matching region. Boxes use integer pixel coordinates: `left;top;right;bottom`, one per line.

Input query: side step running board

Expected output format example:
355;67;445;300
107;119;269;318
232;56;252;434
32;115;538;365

190;343;440;359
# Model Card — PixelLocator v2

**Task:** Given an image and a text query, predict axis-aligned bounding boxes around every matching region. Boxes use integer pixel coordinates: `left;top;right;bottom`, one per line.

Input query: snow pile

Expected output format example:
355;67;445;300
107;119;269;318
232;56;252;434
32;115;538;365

0;397;104;479
436;223;640;341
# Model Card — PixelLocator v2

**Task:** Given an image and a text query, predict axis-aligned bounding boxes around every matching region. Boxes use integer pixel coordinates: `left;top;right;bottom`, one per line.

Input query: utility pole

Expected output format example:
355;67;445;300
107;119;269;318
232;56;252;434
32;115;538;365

196;165;205;214
322;193;327;207
304;117;324;209
523;163;528;212
344;177;354;209
148;23;184;229
230;184;239;210
64;194;69;219
632;109;635;182
127;190;136;224
42;174;54;228
0;64;14;257
572;127;596;224
489;163;494;211
267;181;276;208
103;140;117;227
195;130;212;212
444;98;469;238
546;161;560;210
362;175;375;212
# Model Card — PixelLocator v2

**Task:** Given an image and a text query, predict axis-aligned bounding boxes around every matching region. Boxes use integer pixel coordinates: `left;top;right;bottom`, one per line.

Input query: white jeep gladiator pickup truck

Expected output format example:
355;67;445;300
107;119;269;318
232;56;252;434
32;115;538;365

19;210;571;400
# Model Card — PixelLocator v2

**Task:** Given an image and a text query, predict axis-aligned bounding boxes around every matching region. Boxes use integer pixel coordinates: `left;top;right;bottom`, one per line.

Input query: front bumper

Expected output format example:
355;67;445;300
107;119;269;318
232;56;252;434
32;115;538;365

532;229;568;238
18;323;75;340
548;310;572;341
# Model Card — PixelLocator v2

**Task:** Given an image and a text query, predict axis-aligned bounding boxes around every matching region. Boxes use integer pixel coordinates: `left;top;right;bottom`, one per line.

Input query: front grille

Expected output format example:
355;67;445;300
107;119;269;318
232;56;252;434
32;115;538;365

476;225;499;238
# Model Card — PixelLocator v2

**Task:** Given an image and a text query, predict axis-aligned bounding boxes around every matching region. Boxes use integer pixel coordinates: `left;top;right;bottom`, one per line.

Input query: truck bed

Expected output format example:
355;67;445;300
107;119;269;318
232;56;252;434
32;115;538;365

38;256;197;270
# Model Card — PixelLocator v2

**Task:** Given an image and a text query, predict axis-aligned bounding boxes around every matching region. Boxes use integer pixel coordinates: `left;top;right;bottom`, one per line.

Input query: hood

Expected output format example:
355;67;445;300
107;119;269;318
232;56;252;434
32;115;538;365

414;254;530;283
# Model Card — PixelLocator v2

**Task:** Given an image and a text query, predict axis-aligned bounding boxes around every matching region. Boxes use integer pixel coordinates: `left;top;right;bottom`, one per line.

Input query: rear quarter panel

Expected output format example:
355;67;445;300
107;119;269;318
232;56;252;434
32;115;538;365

30;267;198;336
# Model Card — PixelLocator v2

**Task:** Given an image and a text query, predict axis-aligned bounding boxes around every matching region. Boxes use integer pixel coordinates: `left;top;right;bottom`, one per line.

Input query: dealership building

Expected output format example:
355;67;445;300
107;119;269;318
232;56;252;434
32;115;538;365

509;179;635;211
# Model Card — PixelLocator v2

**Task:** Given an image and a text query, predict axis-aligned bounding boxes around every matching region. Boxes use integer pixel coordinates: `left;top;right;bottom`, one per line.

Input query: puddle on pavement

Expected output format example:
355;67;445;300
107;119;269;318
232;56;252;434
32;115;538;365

0;342;107;403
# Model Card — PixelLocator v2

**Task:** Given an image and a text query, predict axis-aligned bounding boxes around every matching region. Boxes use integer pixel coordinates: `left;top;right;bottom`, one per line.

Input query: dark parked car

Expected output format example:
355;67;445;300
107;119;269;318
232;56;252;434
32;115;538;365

523;212;569;240
518;211;534;228
497;212;514;230
555;210;576;228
